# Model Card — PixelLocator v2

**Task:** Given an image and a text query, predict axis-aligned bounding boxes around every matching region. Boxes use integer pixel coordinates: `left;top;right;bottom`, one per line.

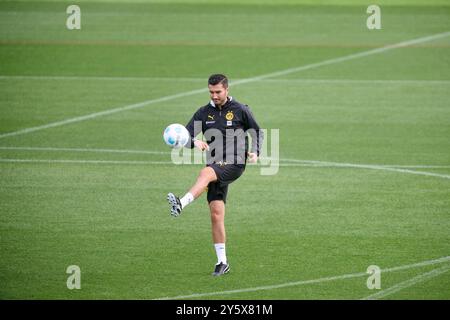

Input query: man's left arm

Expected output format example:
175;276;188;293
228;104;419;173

242;105;264;162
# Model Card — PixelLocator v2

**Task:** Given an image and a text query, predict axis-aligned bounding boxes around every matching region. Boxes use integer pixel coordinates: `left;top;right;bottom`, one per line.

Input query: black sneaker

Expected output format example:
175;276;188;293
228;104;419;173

167;193;182;217
212;262;230;276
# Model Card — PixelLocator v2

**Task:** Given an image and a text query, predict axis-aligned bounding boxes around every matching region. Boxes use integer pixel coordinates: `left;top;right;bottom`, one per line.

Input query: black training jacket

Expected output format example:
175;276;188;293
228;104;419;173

185;97;264;165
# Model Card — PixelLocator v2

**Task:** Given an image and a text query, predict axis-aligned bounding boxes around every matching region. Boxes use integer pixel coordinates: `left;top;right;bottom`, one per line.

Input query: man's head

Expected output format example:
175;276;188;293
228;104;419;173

208;74;229;107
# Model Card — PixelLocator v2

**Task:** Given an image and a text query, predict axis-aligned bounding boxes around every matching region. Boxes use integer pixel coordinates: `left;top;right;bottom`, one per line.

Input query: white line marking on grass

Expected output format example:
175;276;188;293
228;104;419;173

381;165;450;169
279;159;450;180
2;75;450;86
361;264;450;300
377;256;450;273
154;256;450;300
1;30;449;140
278;163;450;169
0;87;208;140
1;146;450;168
0;146;171;155
1;158;449;179
1;147;449;179
0;158;176;166
230;31;450;87
259;79;450;85
0;75;206;82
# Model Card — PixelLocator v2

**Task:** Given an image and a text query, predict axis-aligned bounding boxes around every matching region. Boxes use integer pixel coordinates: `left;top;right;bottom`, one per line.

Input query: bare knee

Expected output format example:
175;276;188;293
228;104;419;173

210;201;224;223
210;209;223;222
199;167;217;182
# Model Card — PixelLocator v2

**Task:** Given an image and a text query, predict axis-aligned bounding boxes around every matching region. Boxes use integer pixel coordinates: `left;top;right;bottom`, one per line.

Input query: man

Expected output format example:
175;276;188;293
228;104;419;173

167;74;263;276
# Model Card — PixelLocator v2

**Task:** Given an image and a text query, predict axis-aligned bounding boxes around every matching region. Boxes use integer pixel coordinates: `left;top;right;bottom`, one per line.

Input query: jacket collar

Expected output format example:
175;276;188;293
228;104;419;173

209;96;233;108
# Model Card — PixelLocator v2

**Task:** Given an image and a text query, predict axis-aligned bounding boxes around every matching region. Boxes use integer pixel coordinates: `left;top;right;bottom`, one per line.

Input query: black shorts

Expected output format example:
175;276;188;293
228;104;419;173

207;162;245;203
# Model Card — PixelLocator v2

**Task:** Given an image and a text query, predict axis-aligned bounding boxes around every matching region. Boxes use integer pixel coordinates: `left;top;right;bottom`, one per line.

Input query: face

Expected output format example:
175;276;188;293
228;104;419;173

208;83;229;107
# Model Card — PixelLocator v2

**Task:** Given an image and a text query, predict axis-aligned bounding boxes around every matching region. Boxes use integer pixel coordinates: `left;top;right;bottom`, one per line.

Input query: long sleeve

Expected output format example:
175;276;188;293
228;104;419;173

185;108;203;149
242;106;264;156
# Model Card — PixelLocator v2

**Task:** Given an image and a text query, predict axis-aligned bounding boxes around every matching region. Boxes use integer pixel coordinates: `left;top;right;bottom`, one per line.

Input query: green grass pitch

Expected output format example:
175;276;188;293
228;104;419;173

0;0;449;299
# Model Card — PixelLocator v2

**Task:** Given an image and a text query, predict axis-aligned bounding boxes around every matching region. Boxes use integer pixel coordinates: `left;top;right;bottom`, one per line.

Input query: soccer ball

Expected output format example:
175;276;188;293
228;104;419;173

163;123;190;148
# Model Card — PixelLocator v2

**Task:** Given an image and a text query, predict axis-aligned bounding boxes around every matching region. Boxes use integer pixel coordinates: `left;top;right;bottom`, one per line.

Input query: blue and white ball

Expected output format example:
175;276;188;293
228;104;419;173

163;123;190;149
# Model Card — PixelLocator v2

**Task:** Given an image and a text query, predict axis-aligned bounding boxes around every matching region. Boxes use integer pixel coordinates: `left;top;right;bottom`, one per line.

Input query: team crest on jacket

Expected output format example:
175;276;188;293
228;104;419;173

225;111;234;120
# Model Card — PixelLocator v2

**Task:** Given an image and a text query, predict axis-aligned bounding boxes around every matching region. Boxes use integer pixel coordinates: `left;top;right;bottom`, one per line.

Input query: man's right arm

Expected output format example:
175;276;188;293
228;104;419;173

185;108;204;149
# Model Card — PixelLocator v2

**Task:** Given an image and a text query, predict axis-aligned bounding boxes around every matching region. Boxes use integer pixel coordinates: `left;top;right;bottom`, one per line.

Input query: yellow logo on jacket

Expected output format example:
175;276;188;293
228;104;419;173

225;111;234;121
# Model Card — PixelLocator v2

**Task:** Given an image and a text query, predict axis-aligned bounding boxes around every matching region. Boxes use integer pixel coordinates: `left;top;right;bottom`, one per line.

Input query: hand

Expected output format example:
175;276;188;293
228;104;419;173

194;139;209;151
247;152;258;163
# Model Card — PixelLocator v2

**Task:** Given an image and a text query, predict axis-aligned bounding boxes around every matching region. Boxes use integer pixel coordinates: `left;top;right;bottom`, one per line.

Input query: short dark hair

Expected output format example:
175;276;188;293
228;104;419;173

208;74;228;88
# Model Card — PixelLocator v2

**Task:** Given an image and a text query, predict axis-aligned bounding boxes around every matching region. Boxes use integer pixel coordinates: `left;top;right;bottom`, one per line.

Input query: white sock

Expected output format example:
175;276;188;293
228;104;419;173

180;192;194;209
214;243;227;265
